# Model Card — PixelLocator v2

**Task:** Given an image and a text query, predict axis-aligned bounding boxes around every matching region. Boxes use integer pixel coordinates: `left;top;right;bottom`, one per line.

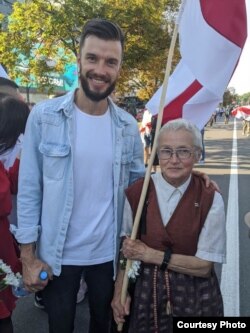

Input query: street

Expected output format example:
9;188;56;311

12;116;250;332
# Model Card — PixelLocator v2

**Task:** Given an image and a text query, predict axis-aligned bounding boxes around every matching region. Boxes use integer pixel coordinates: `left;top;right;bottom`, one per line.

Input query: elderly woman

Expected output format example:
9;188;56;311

112;118;226;333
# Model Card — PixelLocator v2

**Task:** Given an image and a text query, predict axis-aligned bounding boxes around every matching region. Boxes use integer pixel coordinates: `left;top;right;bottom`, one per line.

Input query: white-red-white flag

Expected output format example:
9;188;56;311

231;106;250;120
146;0;247;129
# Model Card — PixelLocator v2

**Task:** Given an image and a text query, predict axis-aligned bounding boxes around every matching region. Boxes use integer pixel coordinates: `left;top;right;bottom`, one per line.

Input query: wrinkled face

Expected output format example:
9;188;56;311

157;129;200;187
78;35;122;102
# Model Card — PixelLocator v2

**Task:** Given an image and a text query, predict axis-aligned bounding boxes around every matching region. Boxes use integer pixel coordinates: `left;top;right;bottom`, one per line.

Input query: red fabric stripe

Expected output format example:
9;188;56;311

200;0;247;48
232;106;250;116
162;80;202;125
238;106;250;113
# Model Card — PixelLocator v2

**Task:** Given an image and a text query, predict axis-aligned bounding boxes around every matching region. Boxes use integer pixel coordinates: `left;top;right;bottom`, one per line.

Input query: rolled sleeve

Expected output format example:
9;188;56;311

11;224;41;244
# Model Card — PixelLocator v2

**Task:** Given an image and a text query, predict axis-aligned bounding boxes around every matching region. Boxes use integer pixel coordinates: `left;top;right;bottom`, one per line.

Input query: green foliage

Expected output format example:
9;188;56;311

0;0;181;98
223;89;236;107
239;92;250;105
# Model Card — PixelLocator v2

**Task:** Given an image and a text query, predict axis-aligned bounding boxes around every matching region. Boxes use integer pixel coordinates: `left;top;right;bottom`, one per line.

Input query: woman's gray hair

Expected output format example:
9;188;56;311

157;118;203;150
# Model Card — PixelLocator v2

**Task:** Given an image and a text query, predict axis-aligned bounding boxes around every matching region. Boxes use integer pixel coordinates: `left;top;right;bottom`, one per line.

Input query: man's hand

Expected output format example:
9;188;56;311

193;170;220;191
21;243;52;293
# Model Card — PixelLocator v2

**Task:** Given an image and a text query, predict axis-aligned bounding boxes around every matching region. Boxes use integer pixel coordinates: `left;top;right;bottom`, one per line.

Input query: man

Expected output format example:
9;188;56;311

13;19;145;333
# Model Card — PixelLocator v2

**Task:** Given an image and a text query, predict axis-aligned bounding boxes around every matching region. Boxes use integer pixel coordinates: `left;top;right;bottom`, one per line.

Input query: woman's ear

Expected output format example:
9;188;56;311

195;149;202;162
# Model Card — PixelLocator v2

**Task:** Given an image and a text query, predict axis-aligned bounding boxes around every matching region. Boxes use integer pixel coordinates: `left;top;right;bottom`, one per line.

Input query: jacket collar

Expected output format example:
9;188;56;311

54;89;132;126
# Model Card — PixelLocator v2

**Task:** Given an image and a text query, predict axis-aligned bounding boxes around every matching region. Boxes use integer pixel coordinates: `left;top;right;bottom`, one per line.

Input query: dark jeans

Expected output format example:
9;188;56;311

41;262;114;333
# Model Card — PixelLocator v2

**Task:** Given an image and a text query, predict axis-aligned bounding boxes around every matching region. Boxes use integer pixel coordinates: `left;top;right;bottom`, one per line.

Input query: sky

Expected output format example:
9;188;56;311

228;0;250;95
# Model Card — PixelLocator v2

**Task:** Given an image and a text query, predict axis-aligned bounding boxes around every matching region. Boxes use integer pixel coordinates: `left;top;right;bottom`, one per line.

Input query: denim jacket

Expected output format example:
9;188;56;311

13;90;145;277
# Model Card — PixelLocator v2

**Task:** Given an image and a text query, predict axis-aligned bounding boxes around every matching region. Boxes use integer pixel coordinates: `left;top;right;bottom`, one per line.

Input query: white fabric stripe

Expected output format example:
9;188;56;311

183;98;220;130
180;0;241;96
146;61;195;115
146;0;246;131
232;109;250;120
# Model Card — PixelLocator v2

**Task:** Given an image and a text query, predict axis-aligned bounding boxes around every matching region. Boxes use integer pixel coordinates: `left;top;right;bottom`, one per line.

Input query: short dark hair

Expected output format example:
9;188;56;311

0;95;30;154
79;18;124;54
0;77;19;89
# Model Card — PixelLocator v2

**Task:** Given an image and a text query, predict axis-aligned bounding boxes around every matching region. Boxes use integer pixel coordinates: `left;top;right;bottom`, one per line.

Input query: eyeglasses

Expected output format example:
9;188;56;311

157;148;195;160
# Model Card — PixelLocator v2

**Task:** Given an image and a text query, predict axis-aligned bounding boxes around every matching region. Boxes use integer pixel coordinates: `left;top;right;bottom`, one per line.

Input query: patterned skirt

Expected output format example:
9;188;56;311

128;264;223;333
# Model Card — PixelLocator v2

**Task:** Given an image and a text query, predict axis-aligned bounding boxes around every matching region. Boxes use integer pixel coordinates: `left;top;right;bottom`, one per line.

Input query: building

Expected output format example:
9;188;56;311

0;1;78;103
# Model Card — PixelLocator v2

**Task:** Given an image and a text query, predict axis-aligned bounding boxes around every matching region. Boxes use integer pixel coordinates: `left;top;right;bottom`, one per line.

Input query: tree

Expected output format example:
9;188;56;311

0;0;181;99
223;86;240;108
238;92;250;105
0;0;76;99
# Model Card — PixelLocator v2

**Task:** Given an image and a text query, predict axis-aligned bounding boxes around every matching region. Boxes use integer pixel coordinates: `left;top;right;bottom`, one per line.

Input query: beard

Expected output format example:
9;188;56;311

79;69;117;102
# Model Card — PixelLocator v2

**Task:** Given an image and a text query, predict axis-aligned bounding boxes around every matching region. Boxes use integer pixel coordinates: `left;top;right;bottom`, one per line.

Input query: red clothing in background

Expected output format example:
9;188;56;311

0;160;21;319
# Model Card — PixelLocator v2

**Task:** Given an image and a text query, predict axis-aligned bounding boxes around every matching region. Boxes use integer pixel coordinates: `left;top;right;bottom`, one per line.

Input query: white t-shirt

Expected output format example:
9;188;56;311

121;172;226;264
62;104;114;265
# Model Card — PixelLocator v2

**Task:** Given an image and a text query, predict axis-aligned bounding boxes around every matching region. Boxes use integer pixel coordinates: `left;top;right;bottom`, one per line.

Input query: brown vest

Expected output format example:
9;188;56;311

125;174;215;256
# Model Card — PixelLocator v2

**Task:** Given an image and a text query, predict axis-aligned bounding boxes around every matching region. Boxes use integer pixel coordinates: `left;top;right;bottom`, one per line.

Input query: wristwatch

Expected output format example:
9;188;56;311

160;247;172;271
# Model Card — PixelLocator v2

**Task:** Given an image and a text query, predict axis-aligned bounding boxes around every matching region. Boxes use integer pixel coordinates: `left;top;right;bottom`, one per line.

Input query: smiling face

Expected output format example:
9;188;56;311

78;35;122;102
157;129;201;187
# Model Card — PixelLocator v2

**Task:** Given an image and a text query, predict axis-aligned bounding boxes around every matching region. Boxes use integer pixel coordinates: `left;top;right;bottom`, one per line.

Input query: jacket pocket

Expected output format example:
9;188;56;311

119;139;133;186
39;143;70;180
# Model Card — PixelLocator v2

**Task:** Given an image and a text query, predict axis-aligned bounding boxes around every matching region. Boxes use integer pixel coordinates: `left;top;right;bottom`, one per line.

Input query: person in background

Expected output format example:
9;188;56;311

139;109;152;167
224;107;230;124
150;114;159;172
0;95;30;333
112;118;226;332
0;76;48;311
199;127;205;164
13;18;145;333
0;78;21;100
0;87;25;228
242;119;250;137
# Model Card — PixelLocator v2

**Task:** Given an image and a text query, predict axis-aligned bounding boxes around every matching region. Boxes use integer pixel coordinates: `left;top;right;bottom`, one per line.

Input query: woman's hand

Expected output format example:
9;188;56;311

111;292;131;325
111;267;131;325
122;238;149;262
122;238;164;266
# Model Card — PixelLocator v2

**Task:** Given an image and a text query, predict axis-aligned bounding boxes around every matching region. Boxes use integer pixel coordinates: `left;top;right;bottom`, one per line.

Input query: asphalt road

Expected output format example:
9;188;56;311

13;292;89;332
12;116;250;332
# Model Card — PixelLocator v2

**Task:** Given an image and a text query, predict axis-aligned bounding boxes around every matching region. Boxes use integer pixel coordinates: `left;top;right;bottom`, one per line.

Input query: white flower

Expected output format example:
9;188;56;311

127;260;141;281
0;262;12;274
0;259;22;292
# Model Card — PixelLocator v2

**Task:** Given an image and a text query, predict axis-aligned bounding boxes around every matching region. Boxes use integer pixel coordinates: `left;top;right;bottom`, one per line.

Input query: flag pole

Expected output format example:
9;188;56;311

117;2;186;331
